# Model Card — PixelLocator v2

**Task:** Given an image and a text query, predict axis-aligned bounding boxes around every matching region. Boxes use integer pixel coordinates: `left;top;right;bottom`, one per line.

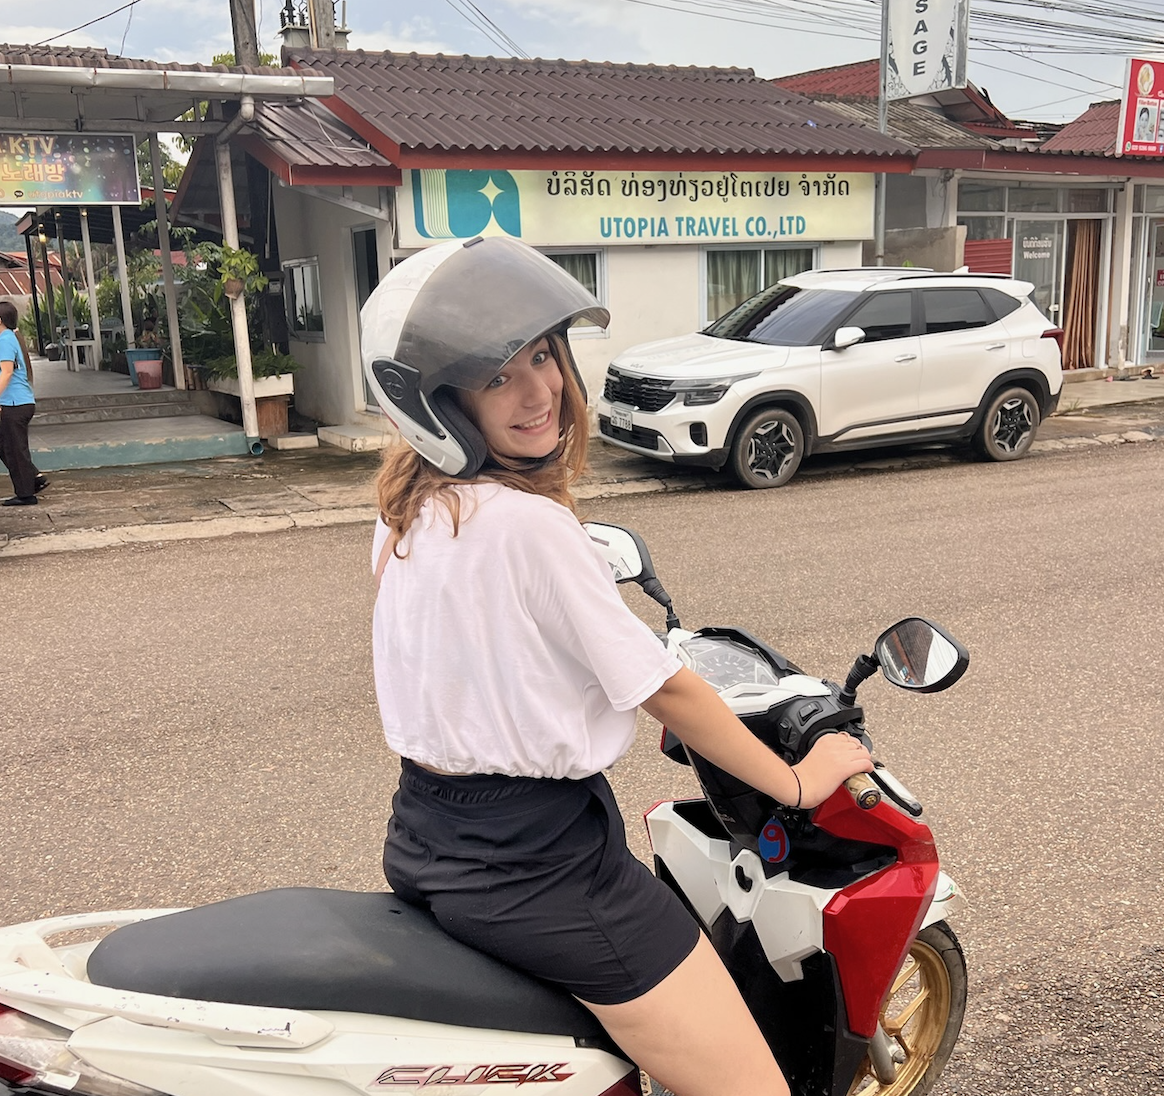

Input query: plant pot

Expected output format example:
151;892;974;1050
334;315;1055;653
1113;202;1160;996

135;357;164;390
125;347;162;386
206;372;295;399
223;277;245;299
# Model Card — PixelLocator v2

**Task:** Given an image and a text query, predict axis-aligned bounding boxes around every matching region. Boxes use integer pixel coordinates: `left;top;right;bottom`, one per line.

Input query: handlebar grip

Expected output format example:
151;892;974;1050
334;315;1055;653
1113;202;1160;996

845;774;881;810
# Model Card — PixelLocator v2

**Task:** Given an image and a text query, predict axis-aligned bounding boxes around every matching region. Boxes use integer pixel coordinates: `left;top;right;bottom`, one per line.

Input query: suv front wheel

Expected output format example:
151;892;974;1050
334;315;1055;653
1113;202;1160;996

977;386;1040;461
730;407;805;489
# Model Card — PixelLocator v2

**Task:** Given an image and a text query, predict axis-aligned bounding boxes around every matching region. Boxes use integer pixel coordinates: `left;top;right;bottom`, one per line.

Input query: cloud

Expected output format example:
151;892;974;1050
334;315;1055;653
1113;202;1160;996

4;24;104;49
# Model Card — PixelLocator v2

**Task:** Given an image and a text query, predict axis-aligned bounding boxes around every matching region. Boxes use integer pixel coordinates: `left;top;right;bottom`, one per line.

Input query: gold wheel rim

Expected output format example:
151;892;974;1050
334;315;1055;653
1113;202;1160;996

847;937;952;1096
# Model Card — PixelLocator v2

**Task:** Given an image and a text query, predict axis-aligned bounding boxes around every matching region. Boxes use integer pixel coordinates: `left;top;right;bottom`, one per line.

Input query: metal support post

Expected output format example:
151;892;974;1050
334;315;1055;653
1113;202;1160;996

149;135;186;389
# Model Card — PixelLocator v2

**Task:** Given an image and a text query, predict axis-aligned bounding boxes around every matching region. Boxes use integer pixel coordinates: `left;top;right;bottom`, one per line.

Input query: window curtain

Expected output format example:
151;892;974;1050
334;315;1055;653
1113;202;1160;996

1061;220;1100;370
763;248;814;285
547;253;597;296
707;251;759;321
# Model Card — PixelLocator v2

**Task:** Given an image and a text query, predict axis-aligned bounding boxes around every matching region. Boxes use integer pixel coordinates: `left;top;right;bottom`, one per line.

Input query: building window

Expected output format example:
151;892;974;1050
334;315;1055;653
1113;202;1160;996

705;247;815;323
544;251;605;333
284;258;324;340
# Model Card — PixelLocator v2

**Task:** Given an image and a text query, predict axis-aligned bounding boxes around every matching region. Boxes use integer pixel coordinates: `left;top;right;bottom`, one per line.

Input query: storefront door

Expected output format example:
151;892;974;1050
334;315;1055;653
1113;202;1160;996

1012;220;1065;326
1140;220;1164;361
352;226;381;409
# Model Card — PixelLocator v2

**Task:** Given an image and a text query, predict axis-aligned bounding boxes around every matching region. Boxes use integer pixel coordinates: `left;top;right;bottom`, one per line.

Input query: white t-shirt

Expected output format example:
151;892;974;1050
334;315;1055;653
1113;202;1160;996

371;483;682;779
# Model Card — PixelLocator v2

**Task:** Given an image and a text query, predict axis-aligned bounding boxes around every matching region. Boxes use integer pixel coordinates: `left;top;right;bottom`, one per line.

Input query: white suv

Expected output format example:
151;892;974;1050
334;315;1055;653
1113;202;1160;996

596;269;1063;488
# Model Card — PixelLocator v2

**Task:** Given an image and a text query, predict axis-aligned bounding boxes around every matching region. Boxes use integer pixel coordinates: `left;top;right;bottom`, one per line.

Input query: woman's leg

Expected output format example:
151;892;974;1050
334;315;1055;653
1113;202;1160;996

1;405;37;498
580;933;790;1096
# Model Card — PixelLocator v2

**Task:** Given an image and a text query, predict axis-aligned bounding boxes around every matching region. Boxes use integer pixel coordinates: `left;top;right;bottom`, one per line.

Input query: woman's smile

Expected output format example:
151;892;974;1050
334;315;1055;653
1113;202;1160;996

462;336;564;460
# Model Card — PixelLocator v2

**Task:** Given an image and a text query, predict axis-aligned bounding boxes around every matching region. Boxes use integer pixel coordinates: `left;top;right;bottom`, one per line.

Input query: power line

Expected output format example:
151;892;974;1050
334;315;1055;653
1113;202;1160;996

441;0;529;58
34;0;145;46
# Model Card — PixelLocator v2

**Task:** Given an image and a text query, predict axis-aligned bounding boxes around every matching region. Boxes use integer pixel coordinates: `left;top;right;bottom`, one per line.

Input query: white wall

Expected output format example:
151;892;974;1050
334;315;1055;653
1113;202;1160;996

275;187;871;428
272;183;390;426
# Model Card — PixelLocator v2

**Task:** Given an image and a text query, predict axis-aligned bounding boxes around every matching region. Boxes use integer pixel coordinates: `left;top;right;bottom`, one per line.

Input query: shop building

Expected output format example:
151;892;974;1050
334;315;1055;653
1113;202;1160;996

177;49;912;438
775;61;1164;373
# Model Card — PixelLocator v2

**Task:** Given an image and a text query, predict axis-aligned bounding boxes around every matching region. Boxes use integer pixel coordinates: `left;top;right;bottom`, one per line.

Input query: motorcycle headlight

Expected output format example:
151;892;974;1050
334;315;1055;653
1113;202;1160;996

671;373;758;406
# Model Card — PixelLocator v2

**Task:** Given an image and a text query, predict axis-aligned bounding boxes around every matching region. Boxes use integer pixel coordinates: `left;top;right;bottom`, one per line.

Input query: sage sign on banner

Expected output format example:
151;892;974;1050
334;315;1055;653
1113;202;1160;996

402;169;874;249
886;0;969;101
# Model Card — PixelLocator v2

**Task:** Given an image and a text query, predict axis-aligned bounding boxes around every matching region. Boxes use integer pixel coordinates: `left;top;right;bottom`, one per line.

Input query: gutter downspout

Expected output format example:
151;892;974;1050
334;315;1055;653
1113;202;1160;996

214;96;264;454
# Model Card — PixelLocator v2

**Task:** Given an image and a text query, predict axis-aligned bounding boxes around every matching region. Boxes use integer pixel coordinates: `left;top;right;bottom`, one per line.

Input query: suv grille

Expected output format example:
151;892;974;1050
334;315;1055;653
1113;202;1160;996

604;369;675;412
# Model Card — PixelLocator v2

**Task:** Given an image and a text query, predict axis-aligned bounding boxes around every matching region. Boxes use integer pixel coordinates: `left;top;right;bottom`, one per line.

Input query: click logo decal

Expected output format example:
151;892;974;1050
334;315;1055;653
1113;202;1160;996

412;169;523;239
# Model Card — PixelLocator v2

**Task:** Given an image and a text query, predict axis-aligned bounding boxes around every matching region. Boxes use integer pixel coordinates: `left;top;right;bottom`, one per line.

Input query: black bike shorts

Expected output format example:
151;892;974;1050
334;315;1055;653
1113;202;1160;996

383;759;700;1006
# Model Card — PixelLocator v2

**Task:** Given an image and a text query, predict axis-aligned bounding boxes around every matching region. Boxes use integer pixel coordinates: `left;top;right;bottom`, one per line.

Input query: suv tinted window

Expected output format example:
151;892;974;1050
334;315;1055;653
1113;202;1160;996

845;291;913;343
980;287;1021;320
921;289;996;334
705;287;858;347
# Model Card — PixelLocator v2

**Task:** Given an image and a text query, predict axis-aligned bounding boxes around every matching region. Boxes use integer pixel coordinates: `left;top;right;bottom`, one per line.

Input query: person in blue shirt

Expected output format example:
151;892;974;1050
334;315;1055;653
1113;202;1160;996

0;300;48;506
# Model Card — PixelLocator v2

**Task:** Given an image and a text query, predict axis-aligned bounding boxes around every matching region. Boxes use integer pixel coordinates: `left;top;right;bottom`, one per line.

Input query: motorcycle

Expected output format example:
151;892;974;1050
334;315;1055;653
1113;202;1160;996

0;523;968;1096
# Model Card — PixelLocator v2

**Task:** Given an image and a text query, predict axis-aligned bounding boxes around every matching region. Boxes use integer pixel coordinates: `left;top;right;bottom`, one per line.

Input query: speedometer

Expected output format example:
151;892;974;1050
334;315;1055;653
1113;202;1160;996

679;635;782;690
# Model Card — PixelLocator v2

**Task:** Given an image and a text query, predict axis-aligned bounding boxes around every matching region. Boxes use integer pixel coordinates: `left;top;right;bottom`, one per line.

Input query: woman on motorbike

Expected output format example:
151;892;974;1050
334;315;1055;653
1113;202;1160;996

364;236;873;1096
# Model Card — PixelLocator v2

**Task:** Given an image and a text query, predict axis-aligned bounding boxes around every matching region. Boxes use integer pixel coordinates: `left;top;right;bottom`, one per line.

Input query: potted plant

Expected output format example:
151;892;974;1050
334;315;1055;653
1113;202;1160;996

203;348;300;398
218;245;267;300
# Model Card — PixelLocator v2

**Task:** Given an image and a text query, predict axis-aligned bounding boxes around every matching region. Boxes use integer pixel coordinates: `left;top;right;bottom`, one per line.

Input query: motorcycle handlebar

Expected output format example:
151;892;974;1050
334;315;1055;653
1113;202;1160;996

845;773;882;810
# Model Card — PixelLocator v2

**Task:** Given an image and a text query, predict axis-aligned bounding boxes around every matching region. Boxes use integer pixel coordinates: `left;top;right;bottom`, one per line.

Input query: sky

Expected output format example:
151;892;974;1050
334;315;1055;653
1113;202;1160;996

3;0;1149;124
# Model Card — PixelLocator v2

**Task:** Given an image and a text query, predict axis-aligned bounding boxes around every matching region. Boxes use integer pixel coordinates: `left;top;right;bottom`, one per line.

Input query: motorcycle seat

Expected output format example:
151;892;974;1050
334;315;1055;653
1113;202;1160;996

87;887;606;1040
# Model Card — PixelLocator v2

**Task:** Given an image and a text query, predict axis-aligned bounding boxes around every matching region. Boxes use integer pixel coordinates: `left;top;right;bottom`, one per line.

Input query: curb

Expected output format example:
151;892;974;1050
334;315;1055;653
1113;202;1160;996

2;430;1161;560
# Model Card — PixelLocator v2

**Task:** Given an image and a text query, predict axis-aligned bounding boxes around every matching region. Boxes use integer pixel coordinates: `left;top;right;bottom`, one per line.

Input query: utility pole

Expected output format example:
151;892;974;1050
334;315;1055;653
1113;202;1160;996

308;0;336;48
229;0;261;66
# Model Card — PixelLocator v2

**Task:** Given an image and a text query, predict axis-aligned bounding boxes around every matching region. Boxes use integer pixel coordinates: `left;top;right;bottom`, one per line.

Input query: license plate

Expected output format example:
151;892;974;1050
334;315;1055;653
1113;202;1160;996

610;403;633;431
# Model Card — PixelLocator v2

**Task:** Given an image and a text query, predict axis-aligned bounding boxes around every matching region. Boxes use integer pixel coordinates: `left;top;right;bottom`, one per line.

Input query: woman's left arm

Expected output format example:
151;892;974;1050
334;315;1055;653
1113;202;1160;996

640;666;872;810
0;359;13;399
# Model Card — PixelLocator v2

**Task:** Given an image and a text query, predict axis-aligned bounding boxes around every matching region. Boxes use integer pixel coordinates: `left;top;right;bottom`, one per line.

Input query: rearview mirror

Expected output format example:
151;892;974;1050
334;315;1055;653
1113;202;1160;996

875;618;969;693
582;522;657;584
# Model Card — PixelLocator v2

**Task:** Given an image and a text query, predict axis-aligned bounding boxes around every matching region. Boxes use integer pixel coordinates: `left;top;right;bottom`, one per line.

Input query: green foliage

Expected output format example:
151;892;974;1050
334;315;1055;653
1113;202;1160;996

135;140;186;191
218;244;268;295
96;276;121;320
202;349;301;380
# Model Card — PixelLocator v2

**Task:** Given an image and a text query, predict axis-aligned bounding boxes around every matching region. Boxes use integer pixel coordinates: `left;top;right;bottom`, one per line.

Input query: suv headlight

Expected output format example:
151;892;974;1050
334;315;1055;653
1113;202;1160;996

670;373;758;406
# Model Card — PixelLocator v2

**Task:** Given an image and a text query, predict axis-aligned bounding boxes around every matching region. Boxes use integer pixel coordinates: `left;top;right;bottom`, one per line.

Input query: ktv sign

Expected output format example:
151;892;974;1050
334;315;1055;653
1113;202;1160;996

885;0;969;101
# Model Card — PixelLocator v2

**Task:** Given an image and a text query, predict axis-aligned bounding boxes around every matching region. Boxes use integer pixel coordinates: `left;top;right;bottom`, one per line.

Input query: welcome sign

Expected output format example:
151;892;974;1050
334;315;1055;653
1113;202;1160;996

0;133;141;205
401;169;874;249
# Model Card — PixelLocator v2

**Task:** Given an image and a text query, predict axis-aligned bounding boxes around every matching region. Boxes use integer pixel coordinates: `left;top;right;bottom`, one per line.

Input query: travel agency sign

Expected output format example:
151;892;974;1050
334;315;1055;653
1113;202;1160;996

401;169;874;249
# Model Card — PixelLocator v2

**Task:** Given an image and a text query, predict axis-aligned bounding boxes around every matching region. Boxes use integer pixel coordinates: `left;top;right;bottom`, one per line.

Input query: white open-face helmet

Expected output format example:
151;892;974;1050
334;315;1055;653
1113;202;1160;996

361;237;610;478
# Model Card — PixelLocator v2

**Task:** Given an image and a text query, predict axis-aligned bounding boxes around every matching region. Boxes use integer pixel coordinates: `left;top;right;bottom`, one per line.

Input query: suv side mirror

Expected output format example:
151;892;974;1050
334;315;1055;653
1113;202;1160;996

830;326;866;351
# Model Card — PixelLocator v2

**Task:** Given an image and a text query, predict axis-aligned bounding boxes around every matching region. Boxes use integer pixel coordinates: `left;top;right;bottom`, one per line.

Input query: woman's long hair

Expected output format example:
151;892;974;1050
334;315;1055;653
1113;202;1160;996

0;300;33;387
376;332;589;557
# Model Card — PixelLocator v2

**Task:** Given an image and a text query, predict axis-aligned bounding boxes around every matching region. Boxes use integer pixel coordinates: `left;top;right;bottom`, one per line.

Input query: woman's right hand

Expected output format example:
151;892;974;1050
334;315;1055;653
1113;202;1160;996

792;734;873;809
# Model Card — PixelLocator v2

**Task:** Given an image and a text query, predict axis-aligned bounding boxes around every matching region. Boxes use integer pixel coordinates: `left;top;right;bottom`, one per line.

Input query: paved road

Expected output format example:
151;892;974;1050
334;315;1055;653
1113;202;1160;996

3;439;1162;1094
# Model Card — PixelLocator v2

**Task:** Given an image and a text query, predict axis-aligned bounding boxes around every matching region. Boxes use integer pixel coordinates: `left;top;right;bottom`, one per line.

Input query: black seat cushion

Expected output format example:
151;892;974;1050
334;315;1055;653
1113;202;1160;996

87;888;605;1040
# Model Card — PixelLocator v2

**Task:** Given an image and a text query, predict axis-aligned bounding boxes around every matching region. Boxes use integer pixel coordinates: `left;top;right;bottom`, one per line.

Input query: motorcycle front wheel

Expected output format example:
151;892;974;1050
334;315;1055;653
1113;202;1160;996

847;921;967;1096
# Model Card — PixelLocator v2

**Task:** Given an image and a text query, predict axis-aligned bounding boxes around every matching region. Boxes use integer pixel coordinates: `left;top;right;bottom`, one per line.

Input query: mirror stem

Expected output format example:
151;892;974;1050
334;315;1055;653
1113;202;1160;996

838;653;880;707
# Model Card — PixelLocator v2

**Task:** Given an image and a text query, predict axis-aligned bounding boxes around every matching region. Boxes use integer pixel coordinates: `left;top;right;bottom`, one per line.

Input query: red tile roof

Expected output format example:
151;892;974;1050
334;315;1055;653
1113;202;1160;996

772;60;881;99
245;98;400;183
0;42;305;76
774;59;1037;141
1040;101;1120;155
284;49;912;163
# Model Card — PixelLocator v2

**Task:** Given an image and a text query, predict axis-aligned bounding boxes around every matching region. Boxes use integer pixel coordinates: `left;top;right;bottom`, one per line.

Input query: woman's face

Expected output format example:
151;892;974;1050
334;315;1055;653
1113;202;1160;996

462;337;564;461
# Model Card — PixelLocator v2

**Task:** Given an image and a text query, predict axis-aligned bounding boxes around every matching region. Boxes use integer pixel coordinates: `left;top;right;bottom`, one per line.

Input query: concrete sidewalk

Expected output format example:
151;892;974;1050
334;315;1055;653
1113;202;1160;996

3;374;1164;558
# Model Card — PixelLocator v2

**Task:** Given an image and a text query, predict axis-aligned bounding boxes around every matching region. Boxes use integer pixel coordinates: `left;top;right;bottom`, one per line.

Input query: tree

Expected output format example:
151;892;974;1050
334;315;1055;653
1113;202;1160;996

136;140;186;191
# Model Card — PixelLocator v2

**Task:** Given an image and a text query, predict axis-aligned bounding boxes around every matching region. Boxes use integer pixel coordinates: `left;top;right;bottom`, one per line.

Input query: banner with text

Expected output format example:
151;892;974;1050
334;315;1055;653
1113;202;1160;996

0;133;141;206
1118;58;1164;157
886;0;969;101
401;169;874;249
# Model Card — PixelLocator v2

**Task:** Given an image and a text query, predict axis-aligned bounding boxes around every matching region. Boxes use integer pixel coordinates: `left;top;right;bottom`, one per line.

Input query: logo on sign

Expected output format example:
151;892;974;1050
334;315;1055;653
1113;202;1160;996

411;169;522;239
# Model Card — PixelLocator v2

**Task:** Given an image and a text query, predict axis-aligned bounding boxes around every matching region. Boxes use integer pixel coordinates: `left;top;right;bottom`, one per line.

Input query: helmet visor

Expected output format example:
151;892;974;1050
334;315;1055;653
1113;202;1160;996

397;237;610;394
